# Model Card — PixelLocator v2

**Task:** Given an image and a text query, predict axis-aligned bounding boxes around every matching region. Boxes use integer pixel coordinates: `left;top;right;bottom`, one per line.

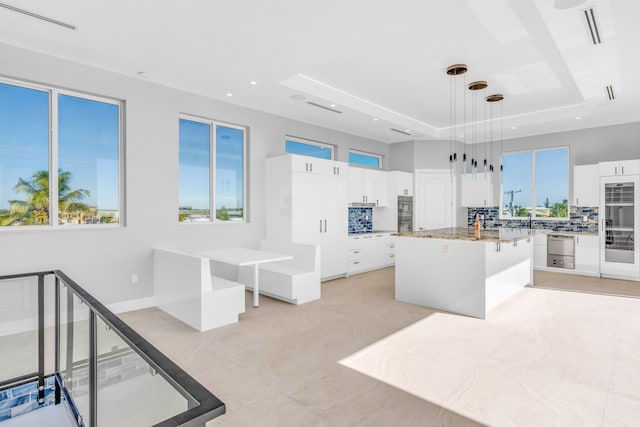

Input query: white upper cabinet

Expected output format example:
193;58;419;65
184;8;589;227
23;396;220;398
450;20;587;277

389;171;413;196
348;167;388;206
600;159;640;176
460;173;494;207
573;164;600;206
290;155;323;174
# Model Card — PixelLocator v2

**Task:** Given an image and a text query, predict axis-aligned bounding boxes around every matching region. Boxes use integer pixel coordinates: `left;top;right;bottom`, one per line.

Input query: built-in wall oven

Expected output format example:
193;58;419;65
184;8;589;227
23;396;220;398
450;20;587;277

547;234;575;269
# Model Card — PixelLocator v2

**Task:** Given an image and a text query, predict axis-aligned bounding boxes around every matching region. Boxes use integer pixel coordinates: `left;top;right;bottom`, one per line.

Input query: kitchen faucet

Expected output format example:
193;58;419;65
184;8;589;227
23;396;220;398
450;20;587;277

528;213;532;230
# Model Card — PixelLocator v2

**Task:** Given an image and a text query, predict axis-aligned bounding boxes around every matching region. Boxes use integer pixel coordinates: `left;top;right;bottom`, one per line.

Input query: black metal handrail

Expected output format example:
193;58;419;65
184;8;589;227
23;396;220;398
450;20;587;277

0;270;225;427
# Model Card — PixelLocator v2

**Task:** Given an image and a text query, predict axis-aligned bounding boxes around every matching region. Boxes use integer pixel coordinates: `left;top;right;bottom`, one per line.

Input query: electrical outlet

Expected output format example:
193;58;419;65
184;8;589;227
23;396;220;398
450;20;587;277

443;244;448;254
131;274;138;284
583;215;588;222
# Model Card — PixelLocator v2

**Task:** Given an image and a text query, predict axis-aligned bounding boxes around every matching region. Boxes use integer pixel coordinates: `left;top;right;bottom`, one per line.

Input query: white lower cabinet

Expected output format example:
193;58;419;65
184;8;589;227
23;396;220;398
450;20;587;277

348;233;395;275
575;235;599;276
532;232;599;277
533;233;547;269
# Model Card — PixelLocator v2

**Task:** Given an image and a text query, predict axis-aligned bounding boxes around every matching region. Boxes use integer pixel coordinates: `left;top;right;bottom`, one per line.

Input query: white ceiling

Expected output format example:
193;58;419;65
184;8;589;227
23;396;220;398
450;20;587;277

0;0;638;144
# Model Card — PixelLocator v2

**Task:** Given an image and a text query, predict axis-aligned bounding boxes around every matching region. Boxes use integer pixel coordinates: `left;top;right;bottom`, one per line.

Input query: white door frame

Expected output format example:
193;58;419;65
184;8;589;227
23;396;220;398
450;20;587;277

414;169;457;230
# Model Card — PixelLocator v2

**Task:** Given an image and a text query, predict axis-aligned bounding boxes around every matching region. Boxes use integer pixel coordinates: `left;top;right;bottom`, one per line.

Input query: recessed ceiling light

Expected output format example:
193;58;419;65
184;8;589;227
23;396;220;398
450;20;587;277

226;93;233;97
137;71;150;79
576;116;582;120
290;94;306;102
512;126;517;130
406;129;411;132
250;81;257;85
459;134;464;138
373;118;379;121
330;104;336;108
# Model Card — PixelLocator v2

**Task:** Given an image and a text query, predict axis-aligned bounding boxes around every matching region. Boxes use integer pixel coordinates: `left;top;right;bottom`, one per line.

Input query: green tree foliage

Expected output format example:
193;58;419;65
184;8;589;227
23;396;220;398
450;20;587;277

216;206;230;221
550;199;568;218
0;169;90;226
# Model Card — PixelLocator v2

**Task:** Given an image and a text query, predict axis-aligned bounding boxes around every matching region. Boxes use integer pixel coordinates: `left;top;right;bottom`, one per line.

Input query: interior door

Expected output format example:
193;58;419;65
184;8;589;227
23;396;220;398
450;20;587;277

415;170;455;231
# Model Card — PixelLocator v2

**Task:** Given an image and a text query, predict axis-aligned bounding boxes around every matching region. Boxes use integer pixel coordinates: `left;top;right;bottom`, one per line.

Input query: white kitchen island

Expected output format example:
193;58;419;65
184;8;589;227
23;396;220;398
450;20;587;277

394;227;534;319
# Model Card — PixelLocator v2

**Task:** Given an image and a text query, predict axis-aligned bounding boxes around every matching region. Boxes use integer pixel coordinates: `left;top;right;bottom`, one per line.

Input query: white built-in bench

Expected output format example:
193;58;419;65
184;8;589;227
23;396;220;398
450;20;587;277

153;248;245;331
238;240;320;305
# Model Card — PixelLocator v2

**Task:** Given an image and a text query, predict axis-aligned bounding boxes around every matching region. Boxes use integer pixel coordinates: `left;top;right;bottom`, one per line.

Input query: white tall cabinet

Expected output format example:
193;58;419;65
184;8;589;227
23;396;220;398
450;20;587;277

266;154;348;280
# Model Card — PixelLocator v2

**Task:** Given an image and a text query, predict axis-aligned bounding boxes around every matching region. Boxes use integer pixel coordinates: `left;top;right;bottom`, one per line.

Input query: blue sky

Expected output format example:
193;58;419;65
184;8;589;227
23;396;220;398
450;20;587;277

179;119;244;210
0;82;119;211
502;148;568;207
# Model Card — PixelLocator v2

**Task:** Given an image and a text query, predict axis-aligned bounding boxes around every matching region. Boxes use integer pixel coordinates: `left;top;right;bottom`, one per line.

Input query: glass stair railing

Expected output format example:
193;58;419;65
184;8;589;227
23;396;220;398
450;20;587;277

0;271;225;427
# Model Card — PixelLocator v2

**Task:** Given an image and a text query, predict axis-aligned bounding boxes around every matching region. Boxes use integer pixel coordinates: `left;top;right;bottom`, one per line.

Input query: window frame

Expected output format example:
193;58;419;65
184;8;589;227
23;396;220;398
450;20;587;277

179;114;248;224
284;136;335;160
348;149;383;169
500;146;570;220
0;77;125;231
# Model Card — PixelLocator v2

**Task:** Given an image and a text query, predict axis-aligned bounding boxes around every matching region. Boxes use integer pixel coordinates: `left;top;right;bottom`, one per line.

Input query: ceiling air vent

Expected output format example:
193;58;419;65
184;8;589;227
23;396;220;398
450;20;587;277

306;102;342;114
0;2;76;30
390;128;412;136
606;85;615;101
583;7;601;44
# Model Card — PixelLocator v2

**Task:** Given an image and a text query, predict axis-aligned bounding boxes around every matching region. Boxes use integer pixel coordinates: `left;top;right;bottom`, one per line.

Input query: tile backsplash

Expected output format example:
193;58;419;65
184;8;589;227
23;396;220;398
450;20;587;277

349;207;373;233
466;206;599;232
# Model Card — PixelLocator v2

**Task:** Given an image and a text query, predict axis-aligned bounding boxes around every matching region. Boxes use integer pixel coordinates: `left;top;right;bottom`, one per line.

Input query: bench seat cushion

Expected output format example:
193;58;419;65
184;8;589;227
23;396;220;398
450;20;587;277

259;263;312;276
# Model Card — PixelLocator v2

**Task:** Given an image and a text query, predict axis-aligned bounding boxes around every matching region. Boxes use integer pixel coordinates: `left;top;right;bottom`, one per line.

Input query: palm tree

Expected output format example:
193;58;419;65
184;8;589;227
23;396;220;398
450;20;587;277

0;169;90;226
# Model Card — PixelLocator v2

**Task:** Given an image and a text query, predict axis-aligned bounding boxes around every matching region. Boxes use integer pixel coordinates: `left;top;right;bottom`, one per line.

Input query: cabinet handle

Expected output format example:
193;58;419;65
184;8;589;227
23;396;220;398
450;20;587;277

615;166;618;175
622;166;624;174
576;197;579;205
319;219;322;232
390;254;395;258
354;261;360;265
310;163;313;172
324;219;327;232
577;236;579;244
496;242;501;252
337;167;340;174
376;199;379;206
354;251;360;254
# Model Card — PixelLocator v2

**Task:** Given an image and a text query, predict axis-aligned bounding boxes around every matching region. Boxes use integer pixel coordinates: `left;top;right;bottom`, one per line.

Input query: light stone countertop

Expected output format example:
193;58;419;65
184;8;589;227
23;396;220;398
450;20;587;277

393;227;537;243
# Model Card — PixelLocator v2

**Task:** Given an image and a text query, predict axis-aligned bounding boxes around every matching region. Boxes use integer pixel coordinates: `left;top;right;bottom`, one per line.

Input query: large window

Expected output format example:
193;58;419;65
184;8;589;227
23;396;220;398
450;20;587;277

501;147;569;218
179;116;246;223
0;80;122;228
285;137;333;159
348;150;382;169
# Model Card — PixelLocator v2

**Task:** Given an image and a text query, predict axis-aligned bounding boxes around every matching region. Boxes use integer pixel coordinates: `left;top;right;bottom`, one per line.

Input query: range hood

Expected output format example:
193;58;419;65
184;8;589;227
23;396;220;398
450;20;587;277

349;202;376;207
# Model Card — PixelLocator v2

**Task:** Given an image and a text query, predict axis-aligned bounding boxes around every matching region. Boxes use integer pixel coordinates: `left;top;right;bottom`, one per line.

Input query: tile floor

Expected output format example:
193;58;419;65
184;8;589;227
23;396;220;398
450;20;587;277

119;268;640;426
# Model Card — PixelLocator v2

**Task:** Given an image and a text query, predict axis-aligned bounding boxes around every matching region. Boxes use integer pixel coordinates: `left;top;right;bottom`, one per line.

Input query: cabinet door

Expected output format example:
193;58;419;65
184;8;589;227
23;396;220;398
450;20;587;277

291;172;323;244
600;161;619;177
327;160;347;177
396;171;414;196
575;235;599;274
532;233;547;269
461;173;492;207
348;167;365;203
620;160;640;176
290;154;324;174
371;170;388;206
573;164;600;206
321;174;348;279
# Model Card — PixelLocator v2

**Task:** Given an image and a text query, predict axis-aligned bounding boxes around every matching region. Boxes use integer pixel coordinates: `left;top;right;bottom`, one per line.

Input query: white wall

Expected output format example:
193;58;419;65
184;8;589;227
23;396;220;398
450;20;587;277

0;43;388;306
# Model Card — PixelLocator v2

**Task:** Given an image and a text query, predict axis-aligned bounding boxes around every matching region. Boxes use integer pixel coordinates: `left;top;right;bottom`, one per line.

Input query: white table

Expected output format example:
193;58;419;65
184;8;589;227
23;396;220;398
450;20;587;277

195;248;293;307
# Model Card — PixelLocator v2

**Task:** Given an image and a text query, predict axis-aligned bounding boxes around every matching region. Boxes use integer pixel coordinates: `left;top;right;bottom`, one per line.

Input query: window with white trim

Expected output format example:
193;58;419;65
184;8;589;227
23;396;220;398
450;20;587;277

348;150;382;169
285;137;333;160
0;79;122;227
179;116;247;222
501;147;569;219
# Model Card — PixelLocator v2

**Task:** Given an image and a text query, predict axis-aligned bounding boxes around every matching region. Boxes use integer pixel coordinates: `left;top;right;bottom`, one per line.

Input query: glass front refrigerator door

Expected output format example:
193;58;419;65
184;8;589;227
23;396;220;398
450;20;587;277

604;182;634;263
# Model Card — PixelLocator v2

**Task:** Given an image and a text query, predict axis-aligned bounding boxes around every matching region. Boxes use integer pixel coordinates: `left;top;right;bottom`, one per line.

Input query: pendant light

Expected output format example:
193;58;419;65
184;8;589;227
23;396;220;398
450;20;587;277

486;94;504;174
446;64;468;176
468;80;487;177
